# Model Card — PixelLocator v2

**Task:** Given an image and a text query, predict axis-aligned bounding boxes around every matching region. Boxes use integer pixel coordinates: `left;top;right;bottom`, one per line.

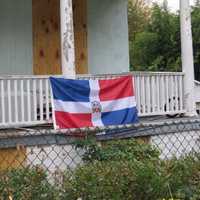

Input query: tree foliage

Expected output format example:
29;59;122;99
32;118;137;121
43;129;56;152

129;0;200;80
192;3;200;80
128;0;150;41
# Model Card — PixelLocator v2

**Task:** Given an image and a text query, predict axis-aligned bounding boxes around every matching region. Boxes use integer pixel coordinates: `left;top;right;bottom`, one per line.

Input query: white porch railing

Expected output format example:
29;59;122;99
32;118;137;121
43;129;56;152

133;72;185;116
0;76;52;128
0;72;185;128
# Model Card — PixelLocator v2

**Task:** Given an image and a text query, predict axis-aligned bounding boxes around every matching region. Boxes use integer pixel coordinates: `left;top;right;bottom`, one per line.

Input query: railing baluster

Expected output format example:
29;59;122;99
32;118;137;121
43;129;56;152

174;75;178;112
0;80;5;124
27;79;31;122
146;76;151;114
151;76;155;113
165;75;169;112
160;75;165;112
21;80;25;122
7;80;12;123
170;76;174;112
45;79;50;120
141;75;145;114
39;79;44;121
33;79;37;121
14;79;18;122
179;75;184;111
156;75;160;112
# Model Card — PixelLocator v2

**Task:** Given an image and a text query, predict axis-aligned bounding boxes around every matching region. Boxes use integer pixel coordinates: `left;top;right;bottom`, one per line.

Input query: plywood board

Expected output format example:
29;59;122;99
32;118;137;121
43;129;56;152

0;148;26;170
73;0;88;74
32;0;61;75
32;0;88;75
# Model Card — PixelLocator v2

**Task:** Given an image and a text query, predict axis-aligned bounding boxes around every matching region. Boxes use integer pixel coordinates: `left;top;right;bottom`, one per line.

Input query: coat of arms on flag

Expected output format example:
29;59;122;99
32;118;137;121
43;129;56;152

50;76;138;129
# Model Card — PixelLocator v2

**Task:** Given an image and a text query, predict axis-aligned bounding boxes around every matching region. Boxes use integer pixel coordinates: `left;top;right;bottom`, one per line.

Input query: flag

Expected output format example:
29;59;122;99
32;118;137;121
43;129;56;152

50;76;138;129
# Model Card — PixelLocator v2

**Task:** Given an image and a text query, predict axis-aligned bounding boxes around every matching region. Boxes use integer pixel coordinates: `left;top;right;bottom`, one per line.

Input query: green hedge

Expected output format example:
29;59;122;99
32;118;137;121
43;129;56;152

0;139;200;200
62;139;200;200
0;167;61;200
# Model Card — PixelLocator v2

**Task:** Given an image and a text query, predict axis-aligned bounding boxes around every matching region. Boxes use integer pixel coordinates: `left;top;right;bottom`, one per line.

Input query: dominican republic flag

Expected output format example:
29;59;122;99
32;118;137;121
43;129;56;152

50;76;138;129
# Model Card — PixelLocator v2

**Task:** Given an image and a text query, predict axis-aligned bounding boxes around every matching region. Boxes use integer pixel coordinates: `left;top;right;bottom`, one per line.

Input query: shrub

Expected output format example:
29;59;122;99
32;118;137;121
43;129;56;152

62;139;200;200
163;154;200;199
62;139;165;199
0;167;61;200
1;140;200;200
75;138;160;163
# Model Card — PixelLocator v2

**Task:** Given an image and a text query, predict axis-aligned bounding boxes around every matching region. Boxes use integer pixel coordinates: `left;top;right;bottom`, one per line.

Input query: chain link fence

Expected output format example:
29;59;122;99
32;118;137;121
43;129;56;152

0;119;199;177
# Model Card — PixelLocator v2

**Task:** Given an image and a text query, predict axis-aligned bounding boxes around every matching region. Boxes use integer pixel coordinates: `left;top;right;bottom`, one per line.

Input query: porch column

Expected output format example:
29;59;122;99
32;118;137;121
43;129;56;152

180;0;196;116
60;0;75;76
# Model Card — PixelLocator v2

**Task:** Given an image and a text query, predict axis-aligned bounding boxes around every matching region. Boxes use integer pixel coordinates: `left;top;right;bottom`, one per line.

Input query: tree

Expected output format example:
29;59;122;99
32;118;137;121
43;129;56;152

129;2;181;71
128;0;150;41
128;0;151;71
192;2;200;81
129;1;200;80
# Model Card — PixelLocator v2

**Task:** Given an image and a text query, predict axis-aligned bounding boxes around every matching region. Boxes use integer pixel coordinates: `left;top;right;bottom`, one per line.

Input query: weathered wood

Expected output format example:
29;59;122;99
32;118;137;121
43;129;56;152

73;0;88;74
32;0;61;75
0;148;26;170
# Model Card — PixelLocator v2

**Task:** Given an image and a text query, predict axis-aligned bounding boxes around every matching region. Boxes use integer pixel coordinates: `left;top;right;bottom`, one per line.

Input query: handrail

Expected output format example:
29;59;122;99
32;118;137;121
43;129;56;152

0;71;185;80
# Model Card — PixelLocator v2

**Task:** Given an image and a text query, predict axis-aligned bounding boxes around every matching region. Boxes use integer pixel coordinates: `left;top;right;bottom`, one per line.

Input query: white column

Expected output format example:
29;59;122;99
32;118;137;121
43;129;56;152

60;0;76;76
180;0;196;116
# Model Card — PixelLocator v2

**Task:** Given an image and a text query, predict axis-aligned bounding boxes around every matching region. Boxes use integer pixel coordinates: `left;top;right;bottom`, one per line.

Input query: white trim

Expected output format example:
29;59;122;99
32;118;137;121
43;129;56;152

89;80;104;126
180;0;196;116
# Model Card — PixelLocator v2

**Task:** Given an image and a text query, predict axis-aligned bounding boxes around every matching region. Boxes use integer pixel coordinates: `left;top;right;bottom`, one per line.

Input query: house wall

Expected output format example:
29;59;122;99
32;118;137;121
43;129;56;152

0;0;129;75
87;0;130;74
0;0;33;75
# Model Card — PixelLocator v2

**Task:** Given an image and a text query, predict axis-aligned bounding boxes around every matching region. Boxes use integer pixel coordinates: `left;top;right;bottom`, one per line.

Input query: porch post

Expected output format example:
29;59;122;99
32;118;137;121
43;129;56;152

180;0;196;116
60;0;75;76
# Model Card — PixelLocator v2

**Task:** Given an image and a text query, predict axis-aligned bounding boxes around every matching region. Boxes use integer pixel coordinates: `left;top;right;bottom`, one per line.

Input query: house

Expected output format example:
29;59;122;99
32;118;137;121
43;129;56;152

0;0;129;76
0;0;199;170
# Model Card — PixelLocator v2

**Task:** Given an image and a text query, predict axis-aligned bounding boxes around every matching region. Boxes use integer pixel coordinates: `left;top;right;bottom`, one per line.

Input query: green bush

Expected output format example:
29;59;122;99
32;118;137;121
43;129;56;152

163;154;200;199
62;139;200;200
0;140;200;200
75;138;160;163
62;139;167;200
0;167;61;200
63;160;170;200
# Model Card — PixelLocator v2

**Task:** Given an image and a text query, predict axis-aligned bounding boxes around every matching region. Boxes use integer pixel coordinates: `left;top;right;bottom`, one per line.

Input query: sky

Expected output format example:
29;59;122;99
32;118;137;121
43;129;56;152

152;0;195;12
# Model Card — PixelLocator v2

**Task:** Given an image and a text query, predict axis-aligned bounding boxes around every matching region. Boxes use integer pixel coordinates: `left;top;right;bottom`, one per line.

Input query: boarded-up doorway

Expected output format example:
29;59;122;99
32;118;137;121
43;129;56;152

32;0;88;75
73;0;88;74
